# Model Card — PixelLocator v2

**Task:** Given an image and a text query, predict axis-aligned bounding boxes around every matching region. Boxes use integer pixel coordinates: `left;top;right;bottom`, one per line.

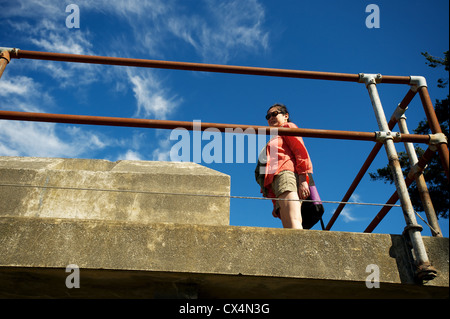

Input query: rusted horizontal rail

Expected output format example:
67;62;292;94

0;110;432;144
9;49;412;84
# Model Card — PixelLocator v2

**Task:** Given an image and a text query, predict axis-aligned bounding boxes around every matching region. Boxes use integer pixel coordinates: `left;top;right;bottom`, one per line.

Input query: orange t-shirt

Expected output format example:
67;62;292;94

264;122;313;192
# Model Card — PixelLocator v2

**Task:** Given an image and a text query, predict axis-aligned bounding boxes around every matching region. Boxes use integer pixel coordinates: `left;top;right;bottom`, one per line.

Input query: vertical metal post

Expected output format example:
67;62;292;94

398;115;442;237
360;73;437;281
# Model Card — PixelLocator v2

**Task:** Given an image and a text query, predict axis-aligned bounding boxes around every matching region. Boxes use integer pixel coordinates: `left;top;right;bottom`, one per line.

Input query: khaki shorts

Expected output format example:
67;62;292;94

271;170;299;197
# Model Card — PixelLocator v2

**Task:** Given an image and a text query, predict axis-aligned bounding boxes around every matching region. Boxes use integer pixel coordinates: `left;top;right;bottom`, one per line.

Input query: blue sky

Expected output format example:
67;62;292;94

0;0;448;237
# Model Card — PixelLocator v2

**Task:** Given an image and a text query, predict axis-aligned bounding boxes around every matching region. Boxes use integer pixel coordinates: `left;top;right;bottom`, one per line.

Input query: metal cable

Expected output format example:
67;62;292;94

0;183;401;208
2;182;440;233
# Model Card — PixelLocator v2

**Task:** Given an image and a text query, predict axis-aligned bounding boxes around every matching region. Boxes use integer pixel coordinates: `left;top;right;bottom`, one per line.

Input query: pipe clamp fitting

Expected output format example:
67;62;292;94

0;47;19;60
428;133;448;151
0;50;11;63
392;104;408;122
359;73;382;87
409;76;428;92
375;131;401;143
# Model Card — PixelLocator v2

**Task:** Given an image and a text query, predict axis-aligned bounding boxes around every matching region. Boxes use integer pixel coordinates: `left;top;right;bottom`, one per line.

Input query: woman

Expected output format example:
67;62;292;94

259;103;313;229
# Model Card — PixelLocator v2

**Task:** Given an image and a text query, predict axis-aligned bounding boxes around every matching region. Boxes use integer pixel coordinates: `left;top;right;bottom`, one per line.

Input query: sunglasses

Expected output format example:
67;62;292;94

265;110;284;120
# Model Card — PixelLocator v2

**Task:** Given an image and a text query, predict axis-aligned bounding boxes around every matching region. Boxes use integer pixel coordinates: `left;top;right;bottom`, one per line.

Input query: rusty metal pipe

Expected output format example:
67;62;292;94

364;147;435;233
0;49;10;80
364;75;435;281
10;49;413;84
418;86;449;181
0;110;431;143
325;89;417;230
399;116;442;237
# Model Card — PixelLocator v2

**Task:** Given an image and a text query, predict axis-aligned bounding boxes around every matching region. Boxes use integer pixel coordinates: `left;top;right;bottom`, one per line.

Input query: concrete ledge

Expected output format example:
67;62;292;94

0;216;448;298
0;156;230;226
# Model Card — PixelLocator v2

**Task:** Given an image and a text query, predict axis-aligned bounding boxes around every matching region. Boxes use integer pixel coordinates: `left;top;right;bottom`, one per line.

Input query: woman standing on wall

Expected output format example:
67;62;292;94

256;103;313;229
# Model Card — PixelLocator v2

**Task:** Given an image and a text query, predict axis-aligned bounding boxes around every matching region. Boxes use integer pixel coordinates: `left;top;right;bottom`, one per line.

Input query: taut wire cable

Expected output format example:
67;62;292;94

1;182;439;233
0;182;401;208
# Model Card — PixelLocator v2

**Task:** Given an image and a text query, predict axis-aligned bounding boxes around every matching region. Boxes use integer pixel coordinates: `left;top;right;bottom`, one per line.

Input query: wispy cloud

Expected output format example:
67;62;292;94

337;194;362;223
0;75;109;158
0;75;55;113
30;27;92;55
167;0;269;63
117;150;144;161
151;134;172;161
84;0;270;63
0;121;107;157
1;0;270;159
127;69;181;120
115;130;172;162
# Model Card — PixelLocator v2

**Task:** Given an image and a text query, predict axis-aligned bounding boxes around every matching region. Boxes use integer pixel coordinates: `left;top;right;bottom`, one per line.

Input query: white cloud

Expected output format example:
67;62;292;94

0;1;61;19
30;29;91;55
1;0;270;160
0;121;107;158
128;70;181;120
0;75;108;158
86;0;169;20
167;0;269;63
336;194;362;223
0;75;53;111
151;135;172;161
4;2;96;87
118;150;144;161
340;208;359;223
0;76;31;96
84;0;269;63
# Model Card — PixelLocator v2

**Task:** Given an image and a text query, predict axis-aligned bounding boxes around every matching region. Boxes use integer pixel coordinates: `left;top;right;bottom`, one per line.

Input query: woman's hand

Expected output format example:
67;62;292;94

272;207;280;218
298;174;310;199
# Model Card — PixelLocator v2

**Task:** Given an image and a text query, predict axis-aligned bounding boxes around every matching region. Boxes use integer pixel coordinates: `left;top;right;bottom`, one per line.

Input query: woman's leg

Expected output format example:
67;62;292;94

278;191;303;229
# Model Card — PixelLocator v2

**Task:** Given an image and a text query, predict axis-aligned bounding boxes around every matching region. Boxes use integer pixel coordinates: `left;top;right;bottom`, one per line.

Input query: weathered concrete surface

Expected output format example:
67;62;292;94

0;156;230;226
0;156;447;299
0;216;448;298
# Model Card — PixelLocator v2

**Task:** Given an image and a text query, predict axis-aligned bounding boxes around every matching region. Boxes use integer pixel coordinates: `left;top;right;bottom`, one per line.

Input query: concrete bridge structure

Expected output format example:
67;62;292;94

0;156;448;298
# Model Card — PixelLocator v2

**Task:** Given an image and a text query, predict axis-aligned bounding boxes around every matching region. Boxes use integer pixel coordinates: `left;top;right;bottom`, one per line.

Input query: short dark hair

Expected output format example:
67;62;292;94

267;103;291;122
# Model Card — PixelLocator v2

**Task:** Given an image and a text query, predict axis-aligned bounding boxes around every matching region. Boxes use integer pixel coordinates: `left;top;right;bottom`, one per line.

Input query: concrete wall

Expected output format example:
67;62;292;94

0;156;448;299
0;156;230;226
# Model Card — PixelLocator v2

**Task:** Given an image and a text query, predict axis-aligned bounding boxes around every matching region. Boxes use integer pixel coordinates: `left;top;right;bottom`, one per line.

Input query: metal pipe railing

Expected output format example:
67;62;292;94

8;49;413;84
0;110;432;144
0;47;446;246
325;89;417;230
362;74;436;280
